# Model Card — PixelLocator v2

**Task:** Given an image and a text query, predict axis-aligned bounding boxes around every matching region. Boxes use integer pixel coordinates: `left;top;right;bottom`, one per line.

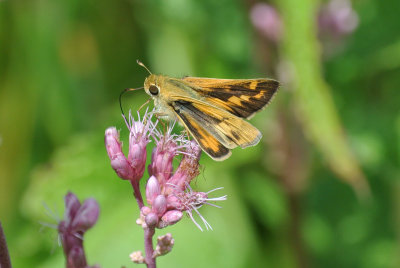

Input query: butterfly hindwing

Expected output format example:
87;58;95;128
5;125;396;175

170;96;262;160
172;106;231;160
182;77;279;119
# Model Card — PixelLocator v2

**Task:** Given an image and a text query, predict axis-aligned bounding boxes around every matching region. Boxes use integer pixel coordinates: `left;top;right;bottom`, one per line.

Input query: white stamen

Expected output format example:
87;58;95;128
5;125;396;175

206;187;224;194
185;182;193;193
204;202;222;209
42;202;61;222
187;210;203;231
38;221;58;229
74;232;84;240
207;196;228;201
192;205;213;231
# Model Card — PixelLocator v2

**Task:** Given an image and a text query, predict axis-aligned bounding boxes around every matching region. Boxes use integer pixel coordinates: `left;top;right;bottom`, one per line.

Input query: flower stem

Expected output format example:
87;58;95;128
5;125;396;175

0;222;12;268
131;180;144;209
130;181;156;267
144;227;156;268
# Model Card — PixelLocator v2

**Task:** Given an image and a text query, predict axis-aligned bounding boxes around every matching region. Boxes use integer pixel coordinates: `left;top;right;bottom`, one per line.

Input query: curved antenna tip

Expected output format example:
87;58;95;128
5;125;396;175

136;60;152;75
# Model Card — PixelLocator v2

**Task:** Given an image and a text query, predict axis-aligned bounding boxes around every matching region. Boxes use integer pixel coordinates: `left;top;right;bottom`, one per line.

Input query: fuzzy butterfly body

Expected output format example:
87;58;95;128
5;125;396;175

142;73;279;161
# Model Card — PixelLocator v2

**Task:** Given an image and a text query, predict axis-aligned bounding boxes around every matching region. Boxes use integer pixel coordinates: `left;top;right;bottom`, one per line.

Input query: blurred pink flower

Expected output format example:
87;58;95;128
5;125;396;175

250;3;283;42
58;192;99;268
318;0;359;37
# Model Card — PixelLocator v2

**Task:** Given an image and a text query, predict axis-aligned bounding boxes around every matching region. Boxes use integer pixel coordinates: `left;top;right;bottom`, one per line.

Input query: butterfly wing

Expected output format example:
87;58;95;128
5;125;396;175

182;77;279;119
170;96;262;161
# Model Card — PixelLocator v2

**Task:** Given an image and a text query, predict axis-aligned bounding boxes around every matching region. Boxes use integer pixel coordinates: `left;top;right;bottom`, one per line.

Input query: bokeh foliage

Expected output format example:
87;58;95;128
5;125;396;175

1;0;400;267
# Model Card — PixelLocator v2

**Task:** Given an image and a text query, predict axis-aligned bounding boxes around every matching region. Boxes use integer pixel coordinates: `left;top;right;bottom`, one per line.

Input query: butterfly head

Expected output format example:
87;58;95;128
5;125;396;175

144;74;162;98
137;60;161;98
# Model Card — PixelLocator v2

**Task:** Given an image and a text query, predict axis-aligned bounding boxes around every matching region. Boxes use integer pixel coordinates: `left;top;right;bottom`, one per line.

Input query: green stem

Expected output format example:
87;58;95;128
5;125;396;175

276;0;370;198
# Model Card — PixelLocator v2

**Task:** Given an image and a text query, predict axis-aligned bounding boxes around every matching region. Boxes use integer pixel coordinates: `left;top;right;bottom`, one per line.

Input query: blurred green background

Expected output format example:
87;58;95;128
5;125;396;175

1;0;400;267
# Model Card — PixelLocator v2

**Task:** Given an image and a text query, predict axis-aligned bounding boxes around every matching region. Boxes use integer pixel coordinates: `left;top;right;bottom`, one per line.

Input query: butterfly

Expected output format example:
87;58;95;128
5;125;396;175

132;61;279;161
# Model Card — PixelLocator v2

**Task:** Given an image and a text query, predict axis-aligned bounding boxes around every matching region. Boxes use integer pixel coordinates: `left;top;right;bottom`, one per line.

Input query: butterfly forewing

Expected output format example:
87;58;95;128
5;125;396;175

182;77;279;119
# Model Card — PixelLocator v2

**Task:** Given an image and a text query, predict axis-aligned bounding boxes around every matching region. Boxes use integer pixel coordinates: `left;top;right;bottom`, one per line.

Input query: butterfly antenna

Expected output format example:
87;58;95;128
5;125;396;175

119;87;144;124
137;60;152;75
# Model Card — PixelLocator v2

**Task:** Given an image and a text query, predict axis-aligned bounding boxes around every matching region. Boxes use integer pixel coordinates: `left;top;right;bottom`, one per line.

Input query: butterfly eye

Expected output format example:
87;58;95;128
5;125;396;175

149;85;159;95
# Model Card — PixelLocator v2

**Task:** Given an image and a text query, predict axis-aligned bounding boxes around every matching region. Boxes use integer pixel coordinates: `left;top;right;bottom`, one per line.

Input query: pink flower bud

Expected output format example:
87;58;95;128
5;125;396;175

105;127;135;180
161;210;182;226
64;192;81;224
141;206;151;216
152;195;167;216
110;155;135;180
145;212;159;228
71;198;100;232
148;140;176;185
146;176;161;205
166;195;182;210
105;127;122;159
153;233;174;257
128;125;149;181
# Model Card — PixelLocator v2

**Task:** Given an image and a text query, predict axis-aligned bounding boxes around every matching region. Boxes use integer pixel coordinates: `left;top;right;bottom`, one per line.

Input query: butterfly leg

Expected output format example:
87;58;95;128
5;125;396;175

153;112;169;133
184;128;191;141
137;97;152;112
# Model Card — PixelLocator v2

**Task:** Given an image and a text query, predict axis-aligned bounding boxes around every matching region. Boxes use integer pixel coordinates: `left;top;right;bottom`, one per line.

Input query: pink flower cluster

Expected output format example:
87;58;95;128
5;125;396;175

105;109;226;231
